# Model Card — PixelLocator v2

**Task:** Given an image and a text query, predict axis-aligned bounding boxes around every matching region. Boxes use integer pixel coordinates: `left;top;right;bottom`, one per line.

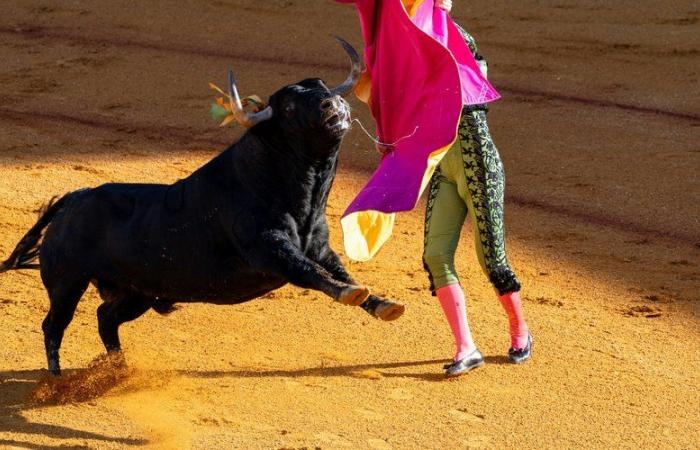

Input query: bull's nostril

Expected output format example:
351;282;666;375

321;99;334;110
326;114;341;127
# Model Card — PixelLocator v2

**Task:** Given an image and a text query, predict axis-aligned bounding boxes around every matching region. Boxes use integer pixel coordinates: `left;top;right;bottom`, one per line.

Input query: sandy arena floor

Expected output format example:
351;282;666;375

0;1;698;449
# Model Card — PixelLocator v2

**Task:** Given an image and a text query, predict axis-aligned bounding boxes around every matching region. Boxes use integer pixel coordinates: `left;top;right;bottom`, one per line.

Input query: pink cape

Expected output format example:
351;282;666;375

337;0;500;261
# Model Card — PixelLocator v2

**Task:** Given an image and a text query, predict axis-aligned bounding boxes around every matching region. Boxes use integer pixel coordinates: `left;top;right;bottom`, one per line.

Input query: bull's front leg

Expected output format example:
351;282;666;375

314;247;405;321
250;231;369;306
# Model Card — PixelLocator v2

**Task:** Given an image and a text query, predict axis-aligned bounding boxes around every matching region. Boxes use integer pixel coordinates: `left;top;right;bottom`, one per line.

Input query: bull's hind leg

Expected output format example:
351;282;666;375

96;287;152;353
42;279;89;376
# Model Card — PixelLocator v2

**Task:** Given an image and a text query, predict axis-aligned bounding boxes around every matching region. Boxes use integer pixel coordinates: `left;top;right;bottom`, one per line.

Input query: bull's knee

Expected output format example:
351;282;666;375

422;252;459;292
41;314;51;335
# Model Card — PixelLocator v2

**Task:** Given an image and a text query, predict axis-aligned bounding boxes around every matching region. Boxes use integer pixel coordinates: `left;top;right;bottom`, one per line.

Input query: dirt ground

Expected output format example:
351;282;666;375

0;1;698;449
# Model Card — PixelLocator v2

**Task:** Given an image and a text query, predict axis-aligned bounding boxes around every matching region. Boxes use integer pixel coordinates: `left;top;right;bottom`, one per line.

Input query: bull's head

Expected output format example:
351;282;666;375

228;38;361;157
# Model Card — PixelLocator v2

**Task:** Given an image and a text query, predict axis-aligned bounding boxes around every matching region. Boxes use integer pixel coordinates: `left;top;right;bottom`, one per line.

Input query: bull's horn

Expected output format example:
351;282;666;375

228;70;273;128
329;37;362;97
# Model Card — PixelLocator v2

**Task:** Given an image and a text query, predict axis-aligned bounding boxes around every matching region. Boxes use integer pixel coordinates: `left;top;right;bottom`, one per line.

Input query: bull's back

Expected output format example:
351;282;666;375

41;183;279;301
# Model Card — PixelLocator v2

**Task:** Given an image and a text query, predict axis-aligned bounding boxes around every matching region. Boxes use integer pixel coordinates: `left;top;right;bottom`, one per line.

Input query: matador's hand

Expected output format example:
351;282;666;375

436;0;452;12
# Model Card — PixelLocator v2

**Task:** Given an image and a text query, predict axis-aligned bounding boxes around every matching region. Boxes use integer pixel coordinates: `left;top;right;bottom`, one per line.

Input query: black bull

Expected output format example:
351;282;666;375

0;40;405;375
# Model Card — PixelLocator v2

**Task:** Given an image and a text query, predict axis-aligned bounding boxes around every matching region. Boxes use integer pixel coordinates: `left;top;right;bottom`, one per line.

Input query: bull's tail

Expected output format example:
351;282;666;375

0;195;70;273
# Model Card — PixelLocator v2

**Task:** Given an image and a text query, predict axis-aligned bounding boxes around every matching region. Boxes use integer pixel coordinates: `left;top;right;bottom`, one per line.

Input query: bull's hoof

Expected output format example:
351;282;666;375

374;301;405;321
103;350;127;369
338;285;370;306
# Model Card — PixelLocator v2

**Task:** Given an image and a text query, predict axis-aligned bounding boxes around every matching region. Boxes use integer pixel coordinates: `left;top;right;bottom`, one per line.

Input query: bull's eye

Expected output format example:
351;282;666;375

284;103;296;117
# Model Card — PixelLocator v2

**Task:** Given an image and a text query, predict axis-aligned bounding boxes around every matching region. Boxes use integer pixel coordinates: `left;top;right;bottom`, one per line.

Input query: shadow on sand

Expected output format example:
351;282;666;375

179;355;511;383
0;354;510;446
0;364;148;449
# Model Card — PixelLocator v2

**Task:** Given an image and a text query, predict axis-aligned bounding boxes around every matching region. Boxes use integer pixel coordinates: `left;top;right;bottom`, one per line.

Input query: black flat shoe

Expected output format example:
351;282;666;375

508;334;533;364
443;350;484;378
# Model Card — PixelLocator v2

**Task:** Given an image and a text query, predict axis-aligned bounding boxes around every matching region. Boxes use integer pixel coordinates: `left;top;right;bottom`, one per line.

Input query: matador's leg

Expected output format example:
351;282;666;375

457;108;531;357
423;165;481;369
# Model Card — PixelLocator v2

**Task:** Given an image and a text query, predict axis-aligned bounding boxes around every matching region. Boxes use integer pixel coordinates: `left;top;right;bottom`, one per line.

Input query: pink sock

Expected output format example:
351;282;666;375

499;291;530;349
436;284;476;361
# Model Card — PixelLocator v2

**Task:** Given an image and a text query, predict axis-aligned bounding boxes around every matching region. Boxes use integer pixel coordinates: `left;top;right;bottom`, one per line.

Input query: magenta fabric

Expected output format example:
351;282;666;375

338;0;500;219
411;1;500;105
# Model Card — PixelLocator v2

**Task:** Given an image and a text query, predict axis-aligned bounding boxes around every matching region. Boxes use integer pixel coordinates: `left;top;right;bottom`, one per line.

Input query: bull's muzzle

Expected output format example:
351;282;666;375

321;96;351;134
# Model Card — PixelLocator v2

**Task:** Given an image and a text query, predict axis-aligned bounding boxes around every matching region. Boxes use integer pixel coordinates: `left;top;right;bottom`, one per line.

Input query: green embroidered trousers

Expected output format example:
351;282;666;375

423;107;521;295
